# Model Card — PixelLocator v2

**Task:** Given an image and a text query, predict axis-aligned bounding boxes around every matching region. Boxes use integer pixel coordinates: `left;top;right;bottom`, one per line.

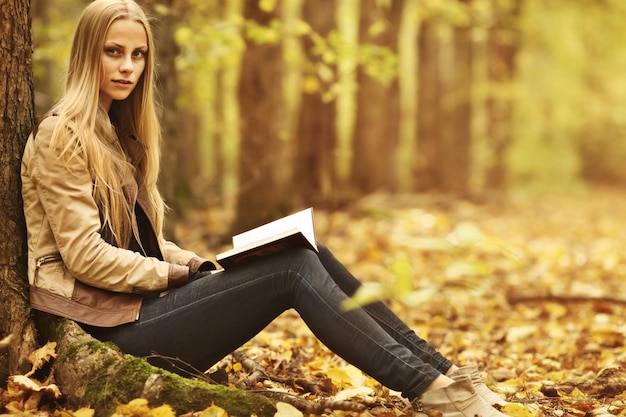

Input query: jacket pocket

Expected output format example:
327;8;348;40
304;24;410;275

34;253;74;298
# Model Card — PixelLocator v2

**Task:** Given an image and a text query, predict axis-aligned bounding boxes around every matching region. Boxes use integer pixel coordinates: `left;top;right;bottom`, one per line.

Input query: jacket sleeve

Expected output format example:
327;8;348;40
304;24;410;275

161;241;216;272
28;117;189;293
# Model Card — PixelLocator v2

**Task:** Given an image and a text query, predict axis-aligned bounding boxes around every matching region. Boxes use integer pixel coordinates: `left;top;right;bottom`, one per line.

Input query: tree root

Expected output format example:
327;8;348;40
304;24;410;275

35;314;276;417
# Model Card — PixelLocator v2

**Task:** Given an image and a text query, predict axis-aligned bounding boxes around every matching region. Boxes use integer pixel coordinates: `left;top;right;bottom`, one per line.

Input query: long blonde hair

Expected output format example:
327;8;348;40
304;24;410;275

50;0;164;247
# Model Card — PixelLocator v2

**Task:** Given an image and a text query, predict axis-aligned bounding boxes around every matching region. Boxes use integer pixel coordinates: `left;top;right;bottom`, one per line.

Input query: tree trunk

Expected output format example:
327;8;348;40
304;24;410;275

415;18;472;195
351;0;402;194
295;0;337;205
235;1;291;233
484;0;521;190
142;0;181;239
36;315;276;417
441;19;472;195
415;21;442;191
0;0;39;380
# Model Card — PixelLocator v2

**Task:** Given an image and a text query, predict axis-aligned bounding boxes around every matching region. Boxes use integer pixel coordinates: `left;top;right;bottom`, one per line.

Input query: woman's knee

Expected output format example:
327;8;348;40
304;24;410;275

316;241;329;255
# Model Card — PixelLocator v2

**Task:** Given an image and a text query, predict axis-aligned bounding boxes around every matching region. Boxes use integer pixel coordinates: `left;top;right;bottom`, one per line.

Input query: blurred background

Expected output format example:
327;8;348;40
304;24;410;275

31;0;626;237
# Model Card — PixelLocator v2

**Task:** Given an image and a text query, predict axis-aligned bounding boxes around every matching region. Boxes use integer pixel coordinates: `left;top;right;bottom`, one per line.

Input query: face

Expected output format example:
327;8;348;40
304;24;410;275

99;18;148;111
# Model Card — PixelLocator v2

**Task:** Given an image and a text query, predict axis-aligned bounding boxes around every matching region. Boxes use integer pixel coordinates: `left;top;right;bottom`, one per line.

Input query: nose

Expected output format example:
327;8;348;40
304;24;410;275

120;54;134;73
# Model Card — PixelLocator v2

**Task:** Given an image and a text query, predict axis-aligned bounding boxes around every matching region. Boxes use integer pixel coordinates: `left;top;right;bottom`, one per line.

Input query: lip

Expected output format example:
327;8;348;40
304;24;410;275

113;79;133;88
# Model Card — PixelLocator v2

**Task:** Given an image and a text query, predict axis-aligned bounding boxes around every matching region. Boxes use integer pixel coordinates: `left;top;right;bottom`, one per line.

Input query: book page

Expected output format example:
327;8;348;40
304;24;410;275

232;208;315;249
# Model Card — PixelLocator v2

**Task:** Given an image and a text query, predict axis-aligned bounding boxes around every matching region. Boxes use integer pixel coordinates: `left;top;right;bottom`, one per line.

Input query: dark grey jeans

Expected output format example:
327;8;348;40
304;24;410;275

82;243;452;399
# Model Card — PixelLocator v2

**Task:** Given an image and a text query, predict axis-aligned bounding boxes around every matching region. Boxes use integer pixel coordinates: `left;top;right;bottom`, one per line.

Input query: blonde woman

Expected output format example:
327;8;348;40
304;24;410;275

22;1;509;416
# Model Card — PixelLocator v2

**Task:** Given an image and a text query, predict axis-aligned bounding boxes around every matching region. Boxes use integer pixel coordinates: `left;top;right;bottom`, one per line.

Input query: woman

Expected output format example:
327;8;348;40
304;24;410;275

21;1;509;416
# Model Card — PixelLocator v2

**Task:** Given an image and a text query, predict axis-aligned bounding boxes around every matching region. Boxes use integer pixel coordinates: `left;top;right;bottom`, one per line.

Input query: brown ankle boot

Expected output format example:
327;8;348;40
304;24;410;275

414;376;508;417
449;364;508;407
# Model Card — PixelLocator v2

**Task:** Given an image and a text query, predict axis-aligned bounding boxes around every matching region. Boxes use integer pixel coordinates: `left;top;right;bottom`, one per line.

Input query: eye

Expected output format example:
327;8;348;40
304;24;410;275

104;47;120;56
132;50;147;59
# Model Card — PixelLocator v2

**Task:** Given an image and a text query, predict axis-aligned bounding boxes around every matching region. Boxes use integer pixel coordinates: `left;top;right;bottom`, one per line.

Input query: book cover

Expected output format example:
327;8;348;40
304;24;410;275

216;208;318;268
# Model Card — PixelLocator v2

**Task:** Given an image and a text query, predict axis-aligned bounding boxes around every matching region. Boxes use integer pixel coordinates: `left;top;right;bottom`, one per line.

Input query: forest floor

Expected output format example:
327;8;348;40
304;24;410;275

4;186;626;417
174;186;626;417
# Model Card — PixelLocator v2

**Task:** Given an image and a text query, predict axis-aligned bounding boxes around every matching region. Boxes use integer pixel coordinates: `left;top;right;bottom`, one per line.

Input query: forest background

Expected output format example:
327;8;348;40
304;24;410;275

32;0;626;238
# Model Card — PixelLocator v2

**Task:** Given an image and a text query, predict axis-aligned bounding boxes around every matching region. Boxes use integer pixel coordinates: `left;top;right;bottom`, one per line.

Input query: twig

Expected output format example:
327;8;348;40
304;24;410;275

232;349;282;386
506;294;626;306
143;353;215;383
253;390;367;414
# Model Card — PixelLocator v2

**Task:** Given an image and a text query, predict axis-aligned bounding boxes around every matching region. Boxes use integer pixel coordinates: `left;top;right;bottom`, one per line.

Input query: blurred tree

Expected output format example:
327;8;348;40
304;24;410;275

234;0;291;233
141;0;182;238
173;0;244;215
415;2;472;195
351;0;402;194
0;0;38;380
295;0;338;205
484;0;520;190
31;0;87;117
31;0;55;116
415;19;442;191
443;0;472;195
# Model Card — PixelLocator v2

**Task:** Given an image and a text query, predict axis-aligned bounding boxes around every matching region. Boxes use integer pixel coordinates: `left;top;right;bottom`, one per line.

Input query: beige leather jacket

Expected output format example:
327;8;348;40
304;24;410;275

21;115;210;327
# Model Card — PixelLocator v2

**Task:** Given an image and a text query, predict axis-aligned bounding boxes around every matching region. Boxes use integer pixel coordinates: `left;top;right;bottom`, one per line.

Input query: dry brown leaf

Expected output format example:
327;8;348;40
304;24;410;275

7;375;62;399
26;341;57;377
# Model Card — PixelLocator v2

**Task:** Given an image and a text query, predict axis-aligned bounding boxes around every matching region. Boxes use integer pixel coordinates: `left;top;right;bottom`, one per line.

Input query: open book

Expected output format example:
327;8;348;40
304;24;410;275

216;207;318;268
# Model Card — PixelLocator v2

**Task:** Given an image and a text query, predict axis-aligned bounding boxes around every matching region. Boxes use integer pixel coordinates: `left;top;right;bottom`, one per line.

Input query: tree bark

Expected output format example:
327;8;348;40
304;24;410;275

0;0;39;380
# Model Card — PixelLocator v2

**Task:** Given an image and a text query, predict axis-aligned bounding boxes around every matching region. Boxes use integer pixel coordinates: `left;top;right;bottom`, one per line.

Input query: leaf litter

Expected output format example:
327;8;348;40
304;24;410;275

4;188;626;416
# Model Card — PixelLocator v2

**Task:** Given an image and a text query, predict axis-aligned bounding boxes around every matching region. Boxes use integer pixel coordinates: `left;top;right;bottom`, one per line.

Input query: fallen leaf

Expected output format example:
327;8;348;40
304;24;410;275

26;341;57;377
273;402;303;417
199;404;229;417
8;375;61;399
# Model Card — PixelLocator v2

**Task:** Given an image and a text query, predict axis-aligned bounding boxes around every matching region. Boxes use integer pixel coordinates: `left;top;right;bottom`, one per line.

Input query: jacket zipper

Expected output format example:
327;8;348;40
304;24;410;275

34;253;63;284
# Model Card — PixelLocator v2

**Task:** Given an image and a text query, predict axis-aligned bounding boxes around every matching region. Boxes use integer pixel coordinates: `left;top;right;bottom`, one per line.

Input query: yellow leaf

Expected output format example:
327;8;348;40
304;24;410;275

390;257;413;295
326;367;353;386
114;398;150;417
333;386;374;401
274;402;303;417
506;325;538;342
150;404;176;417
232;362;242;372
545;370;566;381
569;387;587;400
341;283;390;311
449;222;484;247
73;408;96;417
501;403;536;417
199;404;229;417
